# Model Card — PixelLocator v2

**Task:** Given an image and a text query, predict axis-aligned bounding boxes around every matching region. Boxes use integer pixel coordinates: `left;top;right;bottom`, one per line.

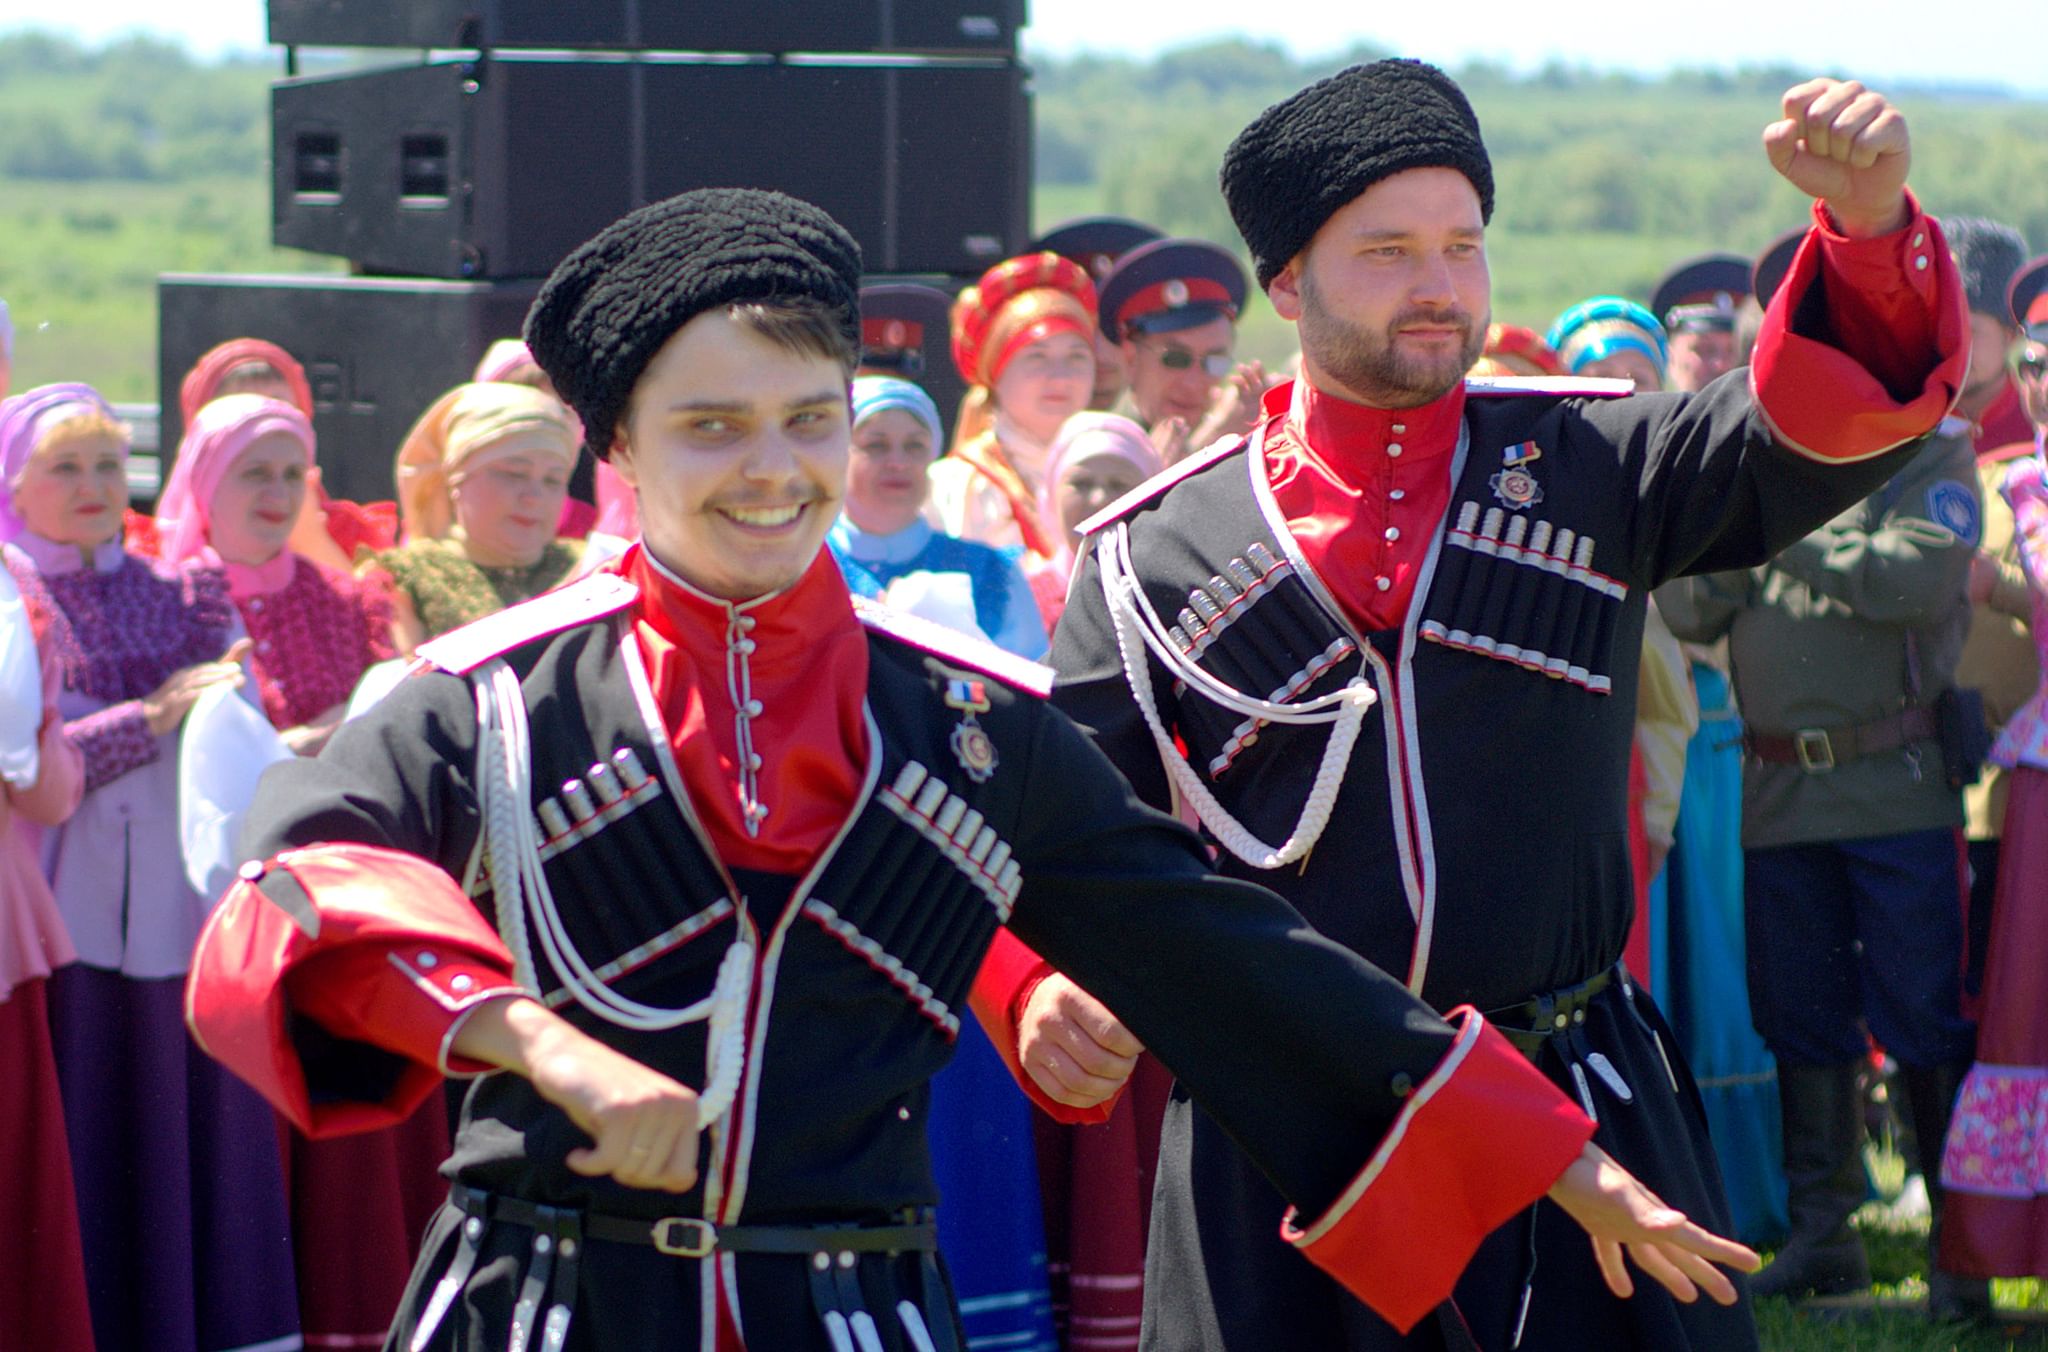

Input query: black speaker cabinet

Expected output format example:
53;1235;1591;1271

268;0;1027;56
158;273;543;504
273;56;1029;280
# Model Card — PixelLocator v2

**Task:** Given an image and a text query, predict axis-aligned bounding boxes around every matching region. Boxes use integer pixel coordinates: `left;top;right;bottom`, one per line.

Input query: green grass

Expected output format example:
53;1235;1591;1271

1755;1146;2048;1351
2;175;340;402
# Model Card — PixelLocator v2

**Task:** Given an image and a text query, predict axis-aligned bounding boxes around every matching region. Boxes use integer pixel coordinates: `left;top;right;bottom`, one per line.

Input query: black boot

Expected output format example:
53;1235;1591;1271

1899;1062;1994;1322
1754;1061;1872;1299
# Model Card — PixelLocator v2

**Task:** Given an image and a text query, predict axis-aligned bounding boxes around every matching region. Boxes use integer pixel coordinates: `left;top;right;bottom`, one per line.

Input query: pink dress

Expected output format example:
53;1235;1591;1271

1940;448;2048;1277
0;557;95;1352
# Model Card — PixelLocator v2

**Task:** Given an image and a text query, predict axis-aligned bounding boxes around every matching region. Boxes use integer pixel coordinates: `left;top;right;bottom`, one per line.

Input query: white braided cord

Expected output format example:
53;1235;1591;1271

1100;525;1366;725
473;658;750;1126
1098;525;1374;870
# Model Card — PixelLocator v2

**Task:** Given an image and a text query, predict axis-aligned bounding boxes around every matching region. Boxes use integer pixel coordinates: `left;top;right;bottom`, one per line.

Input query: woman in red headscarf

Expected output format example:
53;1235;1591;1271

929;253;1098;559
156;394;446;1349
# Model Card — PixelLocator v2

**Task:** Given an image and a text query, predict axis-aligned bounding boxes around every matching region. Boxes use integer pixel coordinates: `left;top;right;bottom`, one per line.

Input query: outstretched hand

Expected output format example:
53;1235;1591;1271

1546;1142;1761;1305
1763;78;1910;238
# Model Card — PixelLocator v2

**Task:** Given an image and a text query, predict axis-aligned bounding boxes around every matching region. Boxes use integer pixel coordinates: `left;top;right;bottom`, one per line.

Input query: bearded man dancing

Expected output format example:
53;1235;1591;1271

978;61;1967;1350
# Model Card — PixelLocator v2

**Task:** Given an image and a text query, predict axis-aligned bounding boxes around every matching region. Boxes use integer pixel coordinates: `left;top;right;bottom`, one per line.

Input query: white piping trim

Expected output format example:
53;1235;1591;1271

720;1252;746;1346
1208;638;1356;777
803;899;961;1036
1284;1013;1484;1247
877;761;1022;921
617;625;744;904
385;951;516;1016
536;900;737;1010
1182;561;1291;659
215;1336;305;1352
719;705;885;1225
1392;430;1459;996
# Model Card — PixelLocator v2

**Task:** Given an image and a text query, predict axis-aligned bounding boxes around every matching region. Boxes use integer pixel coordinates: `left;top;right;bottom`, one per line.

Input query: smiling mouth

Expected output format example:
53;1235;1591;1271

722;503;807;528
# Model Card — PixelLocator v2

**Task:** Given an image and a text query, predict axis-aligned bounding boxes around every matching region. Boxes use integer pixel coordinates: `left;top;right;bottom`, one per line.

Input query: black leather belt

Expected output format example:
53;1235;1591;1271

451;1183;938;1259
1483;967;1616;1059
1748;705;1938;773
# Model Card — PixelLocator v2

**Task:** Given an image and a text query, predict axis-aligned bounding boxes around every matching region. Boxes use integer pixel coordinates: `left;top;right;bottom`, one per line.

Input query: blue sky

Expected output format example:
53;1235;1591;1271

8;0;2044;96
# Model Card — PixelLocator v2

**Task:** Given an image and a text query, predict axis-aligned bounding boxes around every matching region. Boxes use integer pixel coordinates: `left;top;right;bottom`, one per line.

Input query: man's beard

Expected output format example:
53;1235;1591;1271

1298;266;1485;409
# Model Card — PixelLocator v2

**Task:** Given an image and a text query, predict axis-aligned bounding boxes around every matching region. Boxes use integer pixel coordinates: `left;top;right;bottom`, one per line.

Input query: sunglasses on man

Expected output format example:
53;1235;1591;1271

1147;345;1234;379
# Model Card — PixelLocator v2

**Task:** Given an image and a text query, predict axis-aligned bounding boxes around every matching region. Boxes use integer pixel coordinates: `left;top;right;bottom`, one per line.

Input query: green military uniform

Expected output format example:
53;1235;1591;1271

1657;423;1981;1305
1658;425;1979;848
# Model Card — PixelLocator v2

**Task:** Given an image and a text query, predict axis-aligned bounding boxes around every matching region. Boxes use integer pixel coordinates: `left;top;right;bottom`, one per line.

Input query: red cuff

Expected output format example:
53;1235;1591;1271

968;929;1120;1126
1280;1009;1595;1334
288;945;522;1079
186;843;519;1138
1751;192;1969;462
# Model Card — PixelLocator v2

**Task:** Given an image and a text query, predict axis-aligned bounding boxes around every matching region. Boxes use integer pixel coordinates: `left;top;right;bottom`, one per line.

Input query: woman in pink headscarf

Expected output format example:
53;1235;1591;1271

155;394;395;752
156;393;446;1349
1026;411;1160;631
170;336;400;568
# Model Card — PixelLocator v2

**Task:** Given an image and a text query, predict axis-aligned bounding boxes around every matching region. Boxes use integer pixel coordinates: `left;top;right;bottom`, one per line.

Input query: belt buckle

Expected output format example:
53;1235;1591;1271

652;1216;717;1258
1794;728;1835;773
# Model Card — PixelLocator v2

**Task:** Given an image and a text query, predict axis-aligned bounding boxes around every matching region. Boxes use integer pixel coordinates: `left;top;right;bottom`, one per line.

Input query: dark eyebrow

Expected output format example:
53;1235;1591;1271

669;390;845;415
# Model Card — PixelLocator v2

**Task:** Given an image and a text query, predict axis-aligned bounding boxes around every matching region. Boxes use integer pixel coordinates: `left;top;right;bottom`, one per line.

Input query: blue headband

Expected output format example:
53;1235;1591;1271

1546;298;1669;380
850;376;943;448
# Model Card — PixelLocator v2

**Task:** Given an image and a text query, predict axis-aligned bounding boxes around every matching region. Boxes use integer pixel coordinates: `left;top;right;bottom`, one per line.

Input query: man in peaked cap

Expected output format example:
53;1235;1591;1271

1946;218;2033;454
858;281;966;431
1653;254;1752;393
1099;236;1275;460
1034;216;1167;410
978;57;1971;1351
181;185;1752;1352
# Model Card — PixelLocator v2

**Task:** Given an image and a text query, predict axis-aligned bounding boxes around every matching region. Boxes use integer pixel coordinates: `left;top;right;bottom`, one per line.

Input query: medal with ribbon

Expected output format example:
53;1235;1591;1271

1490;440;1544;509
944;677;999;783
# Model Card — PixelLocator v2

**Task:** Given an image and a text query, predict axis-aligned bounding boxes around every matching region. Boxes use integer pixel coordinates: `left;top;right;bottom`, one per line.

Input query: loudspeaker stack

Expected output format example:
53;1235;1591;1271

161;2;1030;488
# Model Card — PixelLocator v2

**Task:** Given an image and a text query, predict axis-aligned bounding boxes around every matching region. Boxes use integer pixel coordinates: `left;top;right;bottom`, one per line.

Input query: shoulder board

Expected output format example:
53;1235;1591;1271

1464;375;1635;399
1077;433;1248;537
853;594;1054;698
1935;414;1972;440
415;571;639;675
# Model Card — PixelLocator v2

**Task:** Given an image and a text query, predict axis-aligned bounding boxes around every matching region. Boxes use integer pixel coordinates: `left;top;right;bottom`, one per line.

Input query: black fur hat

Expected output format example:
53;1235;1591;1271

1220;59;1494;289
525;187;864;458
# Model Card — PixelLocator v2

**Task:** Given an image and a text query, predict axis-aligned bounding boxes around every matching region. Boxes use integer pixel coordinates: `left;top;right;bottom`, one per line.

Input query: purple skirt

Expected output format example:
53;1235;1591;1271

47;962;302;1352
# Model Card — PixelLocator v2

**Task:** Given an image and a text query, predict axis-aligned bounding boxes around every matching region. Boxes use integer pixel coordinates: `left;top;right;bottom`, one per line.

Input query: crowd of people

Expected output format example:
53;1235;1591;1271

0;54;2043;1352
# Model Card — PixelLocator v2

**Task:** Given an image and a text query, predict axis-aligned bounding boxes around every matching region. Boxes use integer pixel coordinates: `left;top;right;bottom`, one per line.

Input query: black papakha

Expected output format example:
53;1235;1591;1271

524;186;865;459
1220;58;1494;288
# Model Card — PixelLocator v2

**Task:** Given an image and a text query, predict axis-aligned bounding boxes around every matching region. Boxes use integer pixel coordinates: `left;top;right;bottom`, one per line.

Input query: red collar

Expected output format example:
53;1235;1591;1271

1264;377;1466;475
624;543;870;875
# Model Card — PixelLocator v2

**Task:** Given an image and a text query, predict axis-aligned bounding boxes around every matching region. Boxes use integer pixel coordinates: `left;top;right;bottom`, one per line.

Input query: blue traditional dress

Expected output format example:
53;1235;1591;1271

1657;661;1787;1245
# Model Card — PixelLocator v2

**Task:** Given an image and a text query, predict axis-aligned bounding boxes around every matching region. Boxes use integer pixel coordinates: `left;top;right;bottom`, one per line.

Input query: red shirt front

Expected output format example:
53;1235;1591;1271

1262;377;1465;634
625;543;870;875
